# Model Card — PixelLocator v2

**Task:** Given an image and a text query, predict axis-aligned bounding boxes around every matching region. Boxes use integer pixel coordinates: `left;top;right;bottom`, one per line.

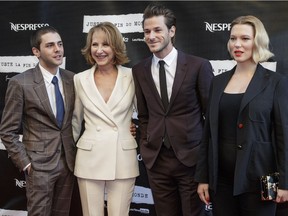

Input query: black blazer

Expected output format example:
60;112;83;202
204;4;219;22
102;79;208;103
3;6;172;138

132;50;214;169
195;64;288;195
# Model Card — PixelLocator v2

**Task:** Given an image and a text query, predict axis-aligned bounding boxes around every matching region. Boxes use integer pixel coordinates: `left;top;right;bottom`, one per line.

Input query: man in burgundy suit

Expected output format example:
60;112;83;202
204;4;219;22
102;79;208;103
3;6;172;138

132;3;214;216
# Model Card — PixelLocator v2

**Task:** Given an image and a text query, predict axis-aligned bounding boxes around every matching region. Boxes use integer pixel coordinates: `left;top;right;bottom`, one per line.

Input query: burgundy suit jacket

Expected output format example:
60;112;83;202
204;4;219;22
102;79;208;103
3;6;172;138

132;50;213;169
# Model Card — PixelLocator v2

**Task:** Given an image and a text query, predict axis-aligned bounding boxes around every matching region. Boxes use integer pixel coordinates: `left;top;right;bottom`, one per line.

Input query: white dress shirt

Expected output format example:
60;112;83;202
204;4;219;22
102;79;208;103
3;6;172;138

39;64;65;117
151;47;178;101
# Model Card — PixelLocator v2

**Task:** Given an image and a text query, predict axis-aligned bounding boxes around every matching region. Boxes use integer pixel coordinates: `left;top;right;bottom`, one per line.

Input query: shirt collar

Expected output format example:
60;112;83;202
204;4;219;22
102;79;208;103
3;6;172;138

153;47;178;67
39;64;60;84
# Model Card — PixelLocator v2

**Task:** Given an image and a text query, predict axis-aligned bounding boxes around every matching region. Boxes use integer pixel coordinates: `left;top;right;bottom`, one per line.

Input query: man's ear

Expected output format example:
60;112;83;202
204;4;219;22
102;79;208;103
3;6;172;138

32;47;40;58
169;25;176;37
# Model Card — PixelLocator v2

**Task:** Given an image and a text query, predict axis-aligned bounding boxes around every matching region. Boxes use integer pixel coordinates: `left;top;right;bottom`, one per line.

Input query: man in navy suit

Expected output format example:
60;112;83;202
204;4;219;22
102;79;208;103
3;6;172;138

132;3;214;216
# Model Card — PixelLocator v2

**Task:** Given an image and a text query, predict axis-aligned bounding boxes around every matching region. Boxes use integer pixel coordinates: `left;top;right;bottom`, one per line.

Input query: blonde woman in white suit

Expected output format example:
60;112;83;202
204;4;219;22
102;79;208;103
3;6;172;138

72;22;139;216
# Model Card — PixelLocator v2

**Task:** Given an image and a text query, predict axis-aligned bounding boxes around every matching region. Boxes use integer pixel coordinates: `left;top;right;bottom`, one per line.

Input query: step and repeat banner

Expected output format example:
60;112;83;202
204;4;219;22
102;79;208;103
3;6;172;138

1;1;288;216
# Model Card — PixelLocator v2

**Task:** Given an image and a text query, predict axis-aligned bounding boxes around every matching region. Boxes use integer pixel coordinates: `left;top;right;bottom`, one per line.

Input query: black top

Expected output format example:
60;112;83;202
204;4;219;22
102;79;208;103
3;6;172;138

218;92;244;184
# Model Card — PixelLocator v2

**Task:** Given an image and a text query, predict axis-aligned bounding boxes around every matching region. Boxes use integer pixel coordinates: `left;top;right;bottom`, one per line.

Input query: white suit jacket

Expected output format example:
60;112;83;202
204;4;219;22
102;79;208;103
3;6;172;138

72;65;139;180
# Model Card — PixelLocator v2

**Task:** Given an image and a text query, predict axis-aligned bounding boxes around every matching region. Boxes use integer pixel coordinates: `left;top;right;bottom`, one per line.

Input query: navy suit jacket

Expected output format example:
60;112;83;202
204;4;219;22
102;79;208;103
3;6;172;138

195;64;288;195
132;50;214;169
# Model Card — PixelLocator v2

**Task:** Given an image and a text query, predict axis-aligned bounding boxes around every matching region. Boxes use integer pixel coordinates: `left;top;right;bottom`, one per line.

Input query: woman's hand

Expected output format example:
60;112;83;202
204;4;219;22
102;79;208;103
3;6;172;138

275;189;288;203
197;183;210;205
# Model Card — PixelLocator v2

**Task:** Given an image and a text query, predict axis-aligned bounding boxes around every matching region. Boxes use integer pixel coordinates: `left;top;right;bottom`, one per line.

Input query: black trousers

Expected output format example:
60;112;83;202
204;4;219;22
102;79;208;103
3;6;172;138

211;181;276;216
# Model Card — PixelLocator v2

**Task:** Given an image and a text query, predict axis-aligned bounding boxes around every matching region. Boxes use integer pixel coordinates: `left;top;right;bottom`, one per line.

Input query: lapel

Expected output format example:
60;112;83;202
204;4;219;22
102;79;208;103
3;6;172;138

169;51;188;109
79;66;112;122
211;69;234;115
107;65;132;110
79;65;130;124
60;68;74;127
239;64;270;114
143;57;164;109
143;52;189;112
33;65;57;126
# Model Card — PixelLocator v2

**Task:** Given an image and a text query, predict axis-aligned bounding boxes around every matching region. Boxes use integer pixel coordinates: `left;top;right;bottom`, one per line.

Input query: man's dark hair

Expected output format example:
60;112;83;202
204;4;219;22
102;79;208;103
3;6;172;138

142;3;176;44
30;26;60;50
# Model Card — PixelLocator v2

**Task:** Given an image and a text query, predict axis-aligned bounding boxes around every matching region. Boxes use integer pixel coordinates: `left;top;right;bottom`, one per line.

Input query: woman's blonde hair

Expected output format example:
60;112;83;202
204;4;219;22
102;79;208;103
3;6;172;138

228;15;274;63
81;22;129;66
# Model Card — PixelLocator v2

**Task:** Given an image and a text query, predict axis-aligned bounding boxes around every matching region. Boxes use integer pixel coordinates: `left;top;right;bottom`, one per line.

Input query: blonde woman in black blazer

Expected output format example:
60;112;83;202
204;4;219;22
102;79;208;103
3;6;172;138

195;15;288;216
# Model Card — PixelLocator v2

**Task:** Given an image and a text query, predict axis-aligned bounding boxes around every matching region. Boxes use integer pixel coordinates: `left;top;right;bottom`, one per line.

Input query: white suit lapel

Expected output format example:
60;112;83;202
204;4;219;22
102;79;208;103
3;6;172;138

107;65;131;110
79;65;131;124
79;66;115;122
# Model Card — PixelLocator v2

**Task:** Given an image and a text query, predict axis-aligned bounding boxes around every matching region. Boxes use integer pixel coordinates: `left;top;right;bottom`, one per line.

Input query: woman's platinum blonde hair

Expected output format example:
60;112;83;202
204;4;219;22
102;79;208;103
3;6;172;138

228;15;274;63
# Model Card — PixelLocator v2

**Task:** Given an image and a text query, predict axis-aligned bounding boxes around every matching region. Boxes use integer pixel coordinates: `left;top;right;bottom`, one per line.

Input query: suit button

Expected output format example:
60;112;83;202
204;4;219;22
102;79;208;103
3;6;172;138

238;123;244;129
96;126;101;131
237;145;242;149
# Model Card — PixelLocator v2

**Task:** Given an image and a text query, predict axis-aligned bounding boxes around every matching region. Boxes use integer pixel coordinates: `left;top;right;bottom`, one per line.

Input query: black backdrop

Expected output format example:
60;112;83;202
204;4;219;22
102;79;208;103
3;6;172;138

1;1;288;216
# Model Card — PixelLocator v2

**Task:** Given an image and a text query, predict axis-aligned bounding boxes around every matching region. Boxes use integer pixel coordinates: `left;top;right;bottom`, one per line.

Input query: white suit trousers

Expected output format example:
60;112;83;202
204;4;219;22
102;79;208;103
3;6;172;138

77;177;136;216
